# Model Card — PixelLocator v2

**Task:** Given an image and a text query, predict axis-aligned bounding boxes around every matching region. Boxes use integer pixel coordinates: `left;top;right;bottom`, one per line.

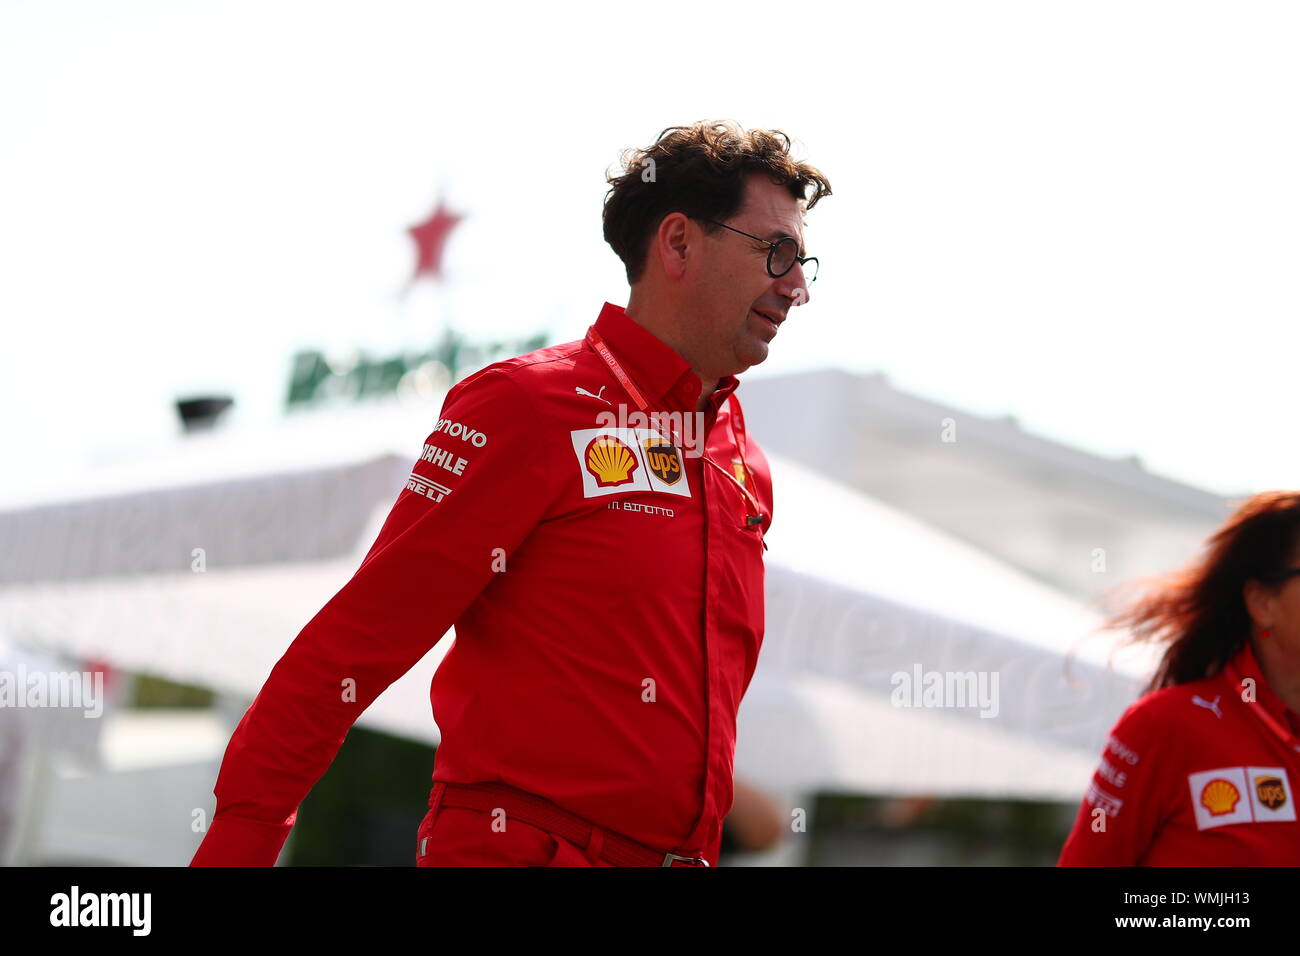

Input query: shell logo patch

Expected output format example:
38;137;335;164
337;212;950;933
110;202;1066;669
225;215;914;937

1200;778;1240;816
585;435;639;487
643;437;682;486
569;428;692;499
1188;766;1295;829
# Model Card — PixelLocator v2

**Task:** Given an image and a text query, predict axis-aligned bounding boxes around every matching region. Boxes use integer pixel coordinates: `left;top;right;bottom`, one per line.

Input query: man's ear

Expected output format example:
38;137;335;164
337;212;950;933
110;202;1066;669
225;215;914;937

654;212;691;281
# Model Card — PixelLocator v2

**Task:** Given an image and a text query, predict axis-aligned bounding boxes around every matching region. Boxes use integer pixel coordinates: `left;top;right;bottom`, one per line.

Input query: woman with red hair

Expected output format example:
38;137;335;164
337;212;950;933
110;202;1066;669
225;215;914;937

1059;491;1300;865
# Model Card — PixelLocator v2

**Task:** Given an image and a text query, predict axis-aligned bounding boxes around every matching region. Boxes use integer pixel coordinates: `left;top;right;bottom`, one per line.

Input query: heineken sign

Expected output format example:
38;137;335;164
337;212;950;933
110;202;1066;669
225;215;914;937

286;329;548;408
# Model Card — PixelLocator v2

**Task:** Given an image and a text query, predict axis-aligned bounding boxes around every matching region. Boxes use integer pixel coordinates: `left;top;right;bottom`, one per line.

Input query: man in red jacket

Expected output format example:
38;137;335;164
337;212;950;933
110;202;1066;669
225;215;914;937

191;120;832;866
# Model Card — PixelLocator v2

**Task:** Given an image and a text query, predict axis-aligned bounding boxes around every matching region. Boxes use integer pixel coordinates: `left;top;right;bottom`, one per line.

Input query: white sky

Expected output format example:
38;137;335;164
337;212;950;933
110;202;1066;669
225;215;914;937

2;0;1296;498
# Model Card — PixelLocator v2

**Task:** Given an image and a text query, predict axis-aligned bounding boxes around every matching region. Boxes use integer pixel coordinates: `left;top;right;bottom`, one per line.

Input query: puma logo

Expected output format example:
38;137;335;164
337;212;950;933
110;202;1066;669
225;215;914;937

1192;694;1223;719
575;385;611;405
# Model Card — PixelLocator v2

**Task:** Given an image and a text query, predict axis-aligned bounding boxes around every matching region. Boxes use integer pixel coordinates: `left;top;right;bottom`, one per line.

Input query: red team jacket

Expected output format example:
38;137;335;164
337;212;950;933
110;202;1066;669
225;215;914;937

1059;640;1300;865
191;301;772;866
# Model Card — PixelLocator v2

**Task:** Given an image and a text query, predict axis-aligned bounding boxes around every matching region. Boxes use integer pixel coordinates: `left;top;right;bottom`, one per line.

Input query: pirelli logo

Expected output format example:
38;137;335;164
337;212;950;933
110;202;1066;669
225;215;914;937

406;471;453;503
1085;781;1124;818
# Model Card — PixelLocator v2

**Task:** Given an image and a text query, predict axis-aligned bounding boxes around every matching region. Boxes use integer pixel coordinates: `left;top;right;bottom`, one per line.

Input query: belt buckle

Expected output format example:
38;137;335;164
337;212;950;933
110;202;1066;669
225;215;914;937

662;852;709;867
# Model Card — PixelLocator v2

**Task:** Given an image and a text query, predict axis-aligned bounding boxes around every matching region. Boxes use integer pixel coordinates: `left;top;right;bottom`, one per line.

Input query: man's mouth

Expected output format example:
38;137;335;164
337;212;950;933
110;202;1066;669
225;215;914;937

752;309;781;333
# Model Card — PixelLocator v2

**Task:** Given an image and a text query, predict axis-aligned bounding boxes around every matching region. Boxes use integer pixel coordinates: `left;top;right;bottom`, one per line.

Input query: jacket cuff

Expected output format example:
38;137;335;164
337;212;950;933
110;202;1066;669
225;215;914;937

190;815;294;866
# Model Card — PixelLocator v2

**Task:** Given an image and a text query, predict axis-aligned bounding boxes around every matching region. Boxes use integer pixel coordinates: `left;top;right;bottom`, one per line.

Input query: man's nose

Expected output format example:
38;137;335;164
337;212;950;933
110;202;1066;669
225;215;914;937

774;262;812;307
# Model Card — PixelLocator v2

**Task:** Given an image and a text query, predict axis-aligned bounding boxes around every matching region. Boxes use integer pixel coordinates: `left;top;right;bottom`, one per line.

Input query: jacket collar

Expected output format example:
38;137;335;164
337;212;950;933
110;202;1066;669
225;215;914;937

1224;640;1300;737
588;301;740;414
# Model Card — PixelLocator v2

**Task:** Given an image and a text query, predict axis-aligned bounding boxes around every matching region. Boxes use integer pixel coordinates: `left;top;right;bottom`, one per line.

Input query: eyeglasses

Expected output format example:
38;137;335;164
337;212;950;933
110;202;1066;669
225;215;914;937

700;218;818;284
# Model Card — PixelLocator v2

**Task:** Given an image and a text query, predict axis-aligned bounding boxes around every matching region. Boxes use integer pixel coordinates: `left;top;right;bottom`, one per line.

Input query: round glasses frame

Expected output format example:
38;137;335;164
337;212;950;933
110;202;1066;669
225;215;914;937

700;218;818;283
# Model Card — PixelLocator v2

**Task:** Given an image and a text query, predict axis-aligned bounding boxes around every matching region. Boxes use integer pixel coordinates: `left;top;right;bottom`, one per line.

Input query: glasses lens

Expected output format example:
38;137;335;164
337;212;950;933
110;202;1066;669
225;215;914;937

769;237;798;276
802;257;818;283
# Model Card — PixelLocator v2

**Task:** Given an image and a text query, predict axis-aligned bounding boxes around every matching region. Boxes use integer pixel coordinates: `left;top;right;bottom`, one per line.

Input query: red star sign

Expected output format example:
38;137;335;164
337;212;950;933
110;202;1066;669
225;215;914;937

406;198;464;282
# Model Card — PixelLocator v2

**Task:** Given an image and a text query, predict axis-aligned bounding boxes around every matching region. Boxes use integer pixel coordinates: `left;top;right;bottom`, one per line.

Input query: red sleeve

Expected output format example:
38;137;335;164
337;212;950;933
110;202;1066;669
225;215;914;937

1057;695;1179;866
191;368;557;865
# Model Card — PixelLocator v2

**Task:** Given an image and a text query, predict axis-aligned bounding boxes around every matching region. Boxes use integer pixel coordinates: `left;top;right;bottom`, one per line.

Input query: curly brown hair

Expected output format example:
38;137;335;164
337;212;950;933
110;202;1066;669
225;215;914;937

1105;491;1300;693
602;120;832;285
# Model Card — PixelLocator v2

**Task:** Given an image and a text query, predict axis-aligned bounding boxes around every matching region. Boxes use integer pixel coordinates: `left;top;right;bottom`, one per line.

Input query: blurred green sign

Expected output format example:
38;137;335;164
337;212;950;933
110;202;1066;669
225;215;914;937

286;328;548;408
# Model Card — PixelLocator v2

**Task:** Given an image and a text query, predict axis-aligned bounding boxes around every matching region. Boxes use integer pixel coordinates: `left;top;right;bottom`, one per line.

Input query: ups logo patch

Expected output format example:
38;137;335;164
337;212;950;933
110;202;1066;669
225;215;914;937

1256;775;1287;811
642;437;682;486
